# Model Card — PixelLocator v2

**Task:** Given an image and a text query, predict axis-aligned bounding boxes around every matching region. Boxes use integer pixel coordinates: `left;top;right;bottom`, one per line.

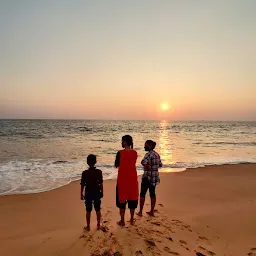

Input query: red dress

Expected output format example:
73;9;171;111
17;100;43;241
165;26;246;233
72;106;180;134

117;149;139;203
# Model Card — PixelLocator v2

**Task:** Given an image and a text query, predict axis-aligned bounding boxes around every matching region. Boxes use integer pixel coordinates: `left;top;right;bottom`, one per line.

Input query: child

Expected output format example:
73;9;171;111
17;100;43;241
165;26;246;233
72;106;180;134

80;154;103;231
137;140;162;217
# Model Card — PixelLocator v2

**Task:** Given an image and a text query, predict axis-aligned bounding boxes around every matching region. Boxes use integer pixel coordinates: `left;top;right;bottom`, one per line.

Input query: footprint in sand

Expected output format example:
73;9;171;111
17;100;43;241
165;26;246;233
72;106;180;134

198;236;208;241
145;240;156;247
170;219;194;234
41;237;52;244
113;252;122;256
196;253;206;256
144;240;162;255
156;230;164;235
198;246;216;256
179;240;187;245
164;247;179;255
101;226;109;233
94;249;121;256
179;240;189;251
135;250;143;255
172;219;182;223
151;221;161;226
102;213;111;230
158;204;164;207
248;248;256;256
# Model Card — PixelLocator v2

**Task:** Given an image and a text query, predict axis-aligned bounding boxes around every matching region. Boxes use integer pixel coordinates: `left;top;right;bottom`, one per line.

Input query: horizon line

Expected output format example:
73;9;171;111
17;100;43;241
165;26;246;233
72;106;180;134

0;118;255;122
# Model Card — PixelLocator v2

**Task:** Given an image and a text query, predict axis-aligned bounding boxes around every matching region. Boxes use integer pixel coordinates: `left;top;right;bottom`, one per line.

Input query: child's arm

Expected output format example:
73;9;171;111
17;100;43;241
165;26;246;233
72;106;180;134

100;184;104;198
80;185;84;200
114;151;120;168
80;171;86;200
141;153;150;169
99;170;103;197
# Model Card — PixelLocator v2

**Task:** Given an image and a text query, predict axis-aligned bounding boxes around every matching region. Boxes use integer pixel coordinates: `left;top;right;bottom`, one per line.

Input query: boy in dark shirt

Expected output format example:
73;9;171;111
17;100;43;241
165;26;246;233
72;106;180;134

80;154;103;231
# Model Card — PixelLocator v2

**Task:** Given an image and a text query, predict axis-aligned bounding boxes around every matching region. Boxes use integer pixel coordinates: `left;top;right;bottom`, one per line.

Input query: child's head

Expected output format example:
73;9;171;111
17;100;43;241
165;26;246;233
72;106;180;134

144;140;156;151
87;154;97;167
121;135;133;149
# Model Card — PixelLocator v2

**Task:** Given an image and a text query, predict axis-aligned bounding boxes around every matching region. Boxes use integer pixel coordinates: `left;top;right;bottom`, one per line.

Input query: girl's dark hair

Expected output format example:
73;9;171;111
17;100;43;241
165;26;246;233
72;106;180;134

146;140;156;149
122;135;133;149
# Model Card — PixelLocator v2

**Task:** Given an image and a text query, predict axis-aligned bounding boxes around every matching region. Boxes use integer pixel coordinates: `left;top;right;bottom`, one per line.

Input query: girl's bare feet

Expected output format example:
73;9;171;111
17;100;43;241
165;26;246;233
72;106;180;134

117;220;125;226
84;226;90;231
130;218;136;225
136;212;142;217
146;211;155;217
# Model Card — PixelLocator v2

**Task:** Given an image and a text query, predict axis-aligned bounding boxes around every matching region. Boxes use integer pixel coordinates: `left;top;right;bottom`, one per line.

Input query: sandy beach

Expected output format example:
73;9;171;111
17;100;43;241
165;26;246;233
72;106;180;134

0;164;255;256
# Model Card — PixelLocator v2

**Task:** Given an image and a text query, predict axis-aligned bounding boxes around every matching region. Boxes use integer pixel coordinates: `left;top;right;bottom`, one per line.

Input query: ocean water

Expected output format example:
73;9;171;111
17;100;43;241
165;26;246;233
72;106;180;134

0;119;255;195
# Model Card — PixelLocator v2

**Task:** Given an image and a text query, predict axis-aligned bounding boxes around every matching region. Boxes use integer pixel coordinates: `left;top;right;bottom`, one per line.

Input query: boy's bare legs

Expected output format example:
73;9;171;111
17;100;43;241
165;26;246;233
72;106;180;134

85;212;91;231
117;208;125;226
137;197;145;216
96;211;101;230
146;197;156;216
130;209;135;224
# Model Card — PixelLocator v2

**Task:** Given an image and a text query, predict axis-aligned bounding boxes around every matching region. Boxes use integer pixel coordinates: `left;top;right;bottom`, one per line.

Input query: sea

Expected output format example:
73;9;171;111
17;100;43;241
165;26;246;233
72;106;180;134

0;120;255;195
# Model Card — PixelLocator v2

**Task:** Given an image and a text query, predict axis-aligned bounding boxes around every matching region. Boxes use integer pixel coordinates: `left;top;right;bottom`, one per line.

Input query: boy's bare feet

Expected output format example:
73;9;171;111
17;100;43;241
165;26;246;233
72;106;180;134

117;220;125;226
136;212;142;217
146;211;155;217
84;226;90;231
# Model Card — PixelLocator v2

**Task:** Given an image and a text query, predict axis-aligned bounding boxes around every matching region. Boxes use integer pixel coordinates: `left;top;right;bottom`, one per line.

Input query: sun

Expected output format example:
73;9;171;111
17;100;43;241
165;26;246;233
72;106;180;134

161;103;169;111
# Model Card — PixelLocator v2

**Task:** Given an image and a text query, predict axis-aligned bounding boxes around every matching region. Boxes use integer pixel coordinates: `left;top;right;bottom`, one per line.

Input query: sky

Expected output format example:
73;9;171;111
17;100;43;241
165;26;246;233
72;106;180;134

0;0;255;120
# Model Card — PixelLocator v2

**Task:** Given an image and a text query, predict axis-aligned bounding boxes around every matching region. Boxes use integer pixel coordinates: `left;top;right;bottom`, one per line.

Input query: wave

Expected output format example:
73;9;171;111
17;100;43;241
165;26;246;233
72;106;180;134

214;142;256;146
0;131;46;139
77;127;93;132
192;141;256;146
186;159;256;168
52;160;71;164
1;158;256;195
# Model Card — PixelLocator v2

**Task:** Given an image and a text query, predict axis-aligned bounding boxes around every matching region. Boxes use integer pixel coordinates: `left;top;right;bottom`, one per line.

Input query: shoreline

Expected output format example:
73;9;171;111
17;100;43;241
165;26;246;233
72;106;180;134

1;162;255;197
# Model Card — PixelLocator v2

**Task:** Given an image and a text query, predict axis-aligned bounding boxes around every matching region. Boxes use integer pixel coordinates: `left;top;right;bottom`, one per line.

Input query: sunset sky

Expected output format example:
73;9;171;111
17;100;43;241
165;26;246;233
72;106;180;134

1;0;255;120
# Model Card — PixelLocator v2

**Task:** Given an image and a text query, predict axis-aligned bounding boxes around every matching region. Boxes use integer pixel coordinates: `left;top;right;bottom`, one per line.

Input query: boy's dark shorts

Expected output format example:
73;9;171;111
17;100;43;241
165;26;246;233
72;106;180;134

140;178;156;198
85;195;101;212
116;186;138;210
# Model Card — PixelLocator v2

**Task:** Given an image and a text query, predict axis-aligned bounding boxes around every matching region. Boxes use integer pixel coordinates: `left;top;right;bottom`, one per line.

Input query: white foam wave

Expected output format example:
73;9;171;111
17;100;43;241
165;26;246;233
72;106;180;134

0;157;255;195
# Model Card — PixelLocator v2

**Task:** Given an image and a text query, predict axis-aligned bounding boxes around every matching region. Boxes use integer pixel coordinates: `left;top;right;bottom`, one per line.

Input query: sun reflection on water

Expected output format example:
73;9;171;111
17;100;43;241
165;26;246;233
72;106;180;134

159;120;176;172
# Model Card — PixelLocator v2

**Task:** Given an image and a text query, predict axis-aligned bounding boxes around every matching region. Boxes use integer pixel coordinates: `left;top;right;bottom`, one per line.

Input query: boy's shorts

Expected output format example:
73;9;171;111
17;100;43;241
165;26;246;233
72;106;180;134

85;195;101;212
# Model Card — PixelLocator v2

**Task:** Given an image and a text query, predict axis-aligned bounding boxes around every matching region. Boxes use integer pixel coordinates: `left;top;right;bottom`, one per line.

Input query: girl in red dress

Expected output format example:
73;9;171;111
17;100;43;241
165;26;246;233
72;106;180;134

115;135;139;226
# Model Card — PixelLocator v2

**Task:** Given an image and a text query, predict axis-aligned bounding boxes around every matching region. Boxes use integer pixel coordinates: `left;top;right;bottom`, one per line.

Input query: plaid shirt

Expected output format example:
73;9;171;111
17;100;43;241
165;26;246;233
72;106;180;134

141;150;162;186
